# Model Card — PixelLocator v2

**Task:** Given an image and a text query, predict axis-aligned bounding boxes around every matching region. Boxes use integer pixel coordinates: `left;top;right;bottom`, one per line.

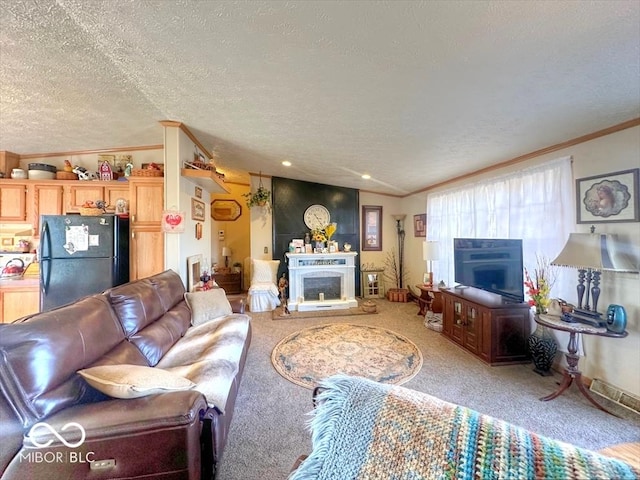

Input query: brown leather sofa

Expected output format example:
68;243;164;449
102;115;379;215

0;269;251;480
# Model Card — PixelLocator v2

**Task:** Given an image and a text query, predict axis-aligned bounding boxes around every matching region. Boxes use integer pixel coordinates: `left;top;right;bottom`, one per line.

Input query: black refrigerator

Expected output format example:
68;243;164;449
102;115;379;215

40;214;129;311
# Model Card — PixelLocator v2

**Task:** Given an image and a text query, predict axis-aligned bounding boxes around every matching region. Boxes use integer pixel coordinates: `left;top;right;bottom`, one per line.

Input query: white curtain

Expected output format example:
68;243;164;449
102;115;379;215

426;156;573;295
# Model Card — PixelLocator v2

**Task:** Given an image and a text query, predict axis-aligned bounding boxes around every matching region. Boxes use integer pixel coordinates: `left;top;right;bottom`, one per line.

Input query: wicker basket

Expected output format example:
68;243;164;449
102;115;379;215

79;207;104;216
131;169;163;177
56;171;78;180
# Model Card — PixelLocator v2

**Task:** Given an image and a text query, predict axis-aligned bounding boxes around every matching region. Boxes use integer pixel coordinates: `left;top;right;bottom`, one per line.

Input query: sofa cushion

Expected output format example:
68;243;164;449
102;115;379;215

129;302;192;366
184;289;233;326
156;314;251;412
0;295;125;427
77;364;195;399
148;269;188;311
107;278;166;337
251;259;280;283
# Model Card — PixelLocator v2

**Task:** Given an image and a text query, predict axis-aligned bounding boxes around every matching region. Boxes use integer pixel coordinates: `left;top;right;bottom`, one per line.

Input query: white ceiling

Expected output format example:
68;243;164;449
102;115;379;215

1;1;639;195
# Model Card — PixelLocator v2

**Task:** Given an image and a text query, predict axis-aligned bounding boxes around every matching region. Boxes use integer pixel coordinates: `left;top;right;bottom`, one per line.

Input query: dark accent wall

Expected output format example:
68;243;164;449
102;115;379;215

272;177;361;294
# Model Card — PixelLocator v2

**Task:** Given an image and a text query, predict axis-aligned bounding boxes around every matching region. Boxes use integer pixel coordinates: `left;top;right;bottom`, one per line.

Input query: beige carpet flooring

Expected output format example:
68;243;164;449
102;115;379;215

217;299;640;480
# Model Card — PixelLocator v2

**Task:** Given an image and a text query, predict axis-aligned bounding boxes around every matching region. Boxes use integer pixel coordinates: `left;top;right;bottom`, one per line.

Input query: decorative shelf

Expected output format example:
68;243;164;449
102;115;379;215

181;169;230;194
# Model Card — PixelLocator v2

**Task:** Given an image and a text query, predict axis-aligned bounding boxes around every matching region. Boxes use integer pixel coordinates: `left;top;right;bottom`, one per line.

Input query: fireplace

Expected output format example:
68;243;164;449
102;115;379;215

304;275;341;301
286;252;358;311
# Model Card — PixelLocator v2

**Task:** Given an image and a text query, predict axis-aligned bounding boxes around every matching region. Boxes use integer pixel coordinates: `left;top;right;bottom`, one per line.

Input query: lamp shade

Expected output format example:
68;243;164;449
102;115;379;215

551;233;638;273
422;241;440;261
222;247;230;258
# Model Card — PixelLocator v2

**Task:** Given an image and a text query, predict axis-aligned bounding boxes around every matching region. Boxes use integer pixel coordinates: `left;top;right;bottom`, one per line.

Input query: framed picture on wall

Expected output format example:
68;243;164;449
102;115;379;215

576;168;639;223
211;199;242;221
362;205;382;251
414;214;426;237
191;198;205;221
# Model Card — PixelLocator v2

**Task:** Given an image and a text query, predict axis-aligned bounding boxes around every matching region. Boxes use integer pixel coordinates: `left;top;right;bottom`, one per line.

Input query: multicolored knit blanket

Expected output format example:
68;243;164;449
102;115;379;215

289;375;638;480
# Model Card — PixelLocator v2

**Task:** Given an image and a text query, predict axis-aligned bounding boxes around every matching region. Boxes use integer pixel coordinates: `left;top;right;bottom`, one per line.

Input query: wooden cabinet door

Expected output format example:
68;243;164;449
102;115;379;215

104;184;129;212
491;310;530;363
129;177;164;280
0;182;28;221
0;288;39;323
479;309;492;363
129;178;164;225
442;295;454;336
451;300;464;345
463;305;480;354
65;184;105;212
29;183;64;236
130;227;164;280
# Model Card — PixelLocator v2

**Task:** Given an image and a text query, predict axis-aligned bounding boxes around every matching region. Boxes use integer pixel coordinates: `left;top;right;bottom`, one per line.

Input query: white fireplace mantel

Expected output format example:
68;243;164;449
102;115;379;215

285;252;358;311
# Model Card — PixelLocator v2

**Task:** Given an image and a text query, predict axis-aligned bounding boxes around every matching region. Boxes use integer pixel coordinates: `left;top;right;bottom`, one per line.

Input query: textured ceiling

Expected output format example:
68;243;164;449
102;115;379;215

1;1;639;195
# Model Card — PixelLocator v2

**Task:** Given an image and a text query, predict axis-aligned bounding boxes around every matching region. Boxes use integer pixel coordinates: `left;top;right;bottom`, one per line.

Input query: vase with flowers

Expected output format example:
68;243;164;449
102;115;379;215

525;255;558;376
311;227;327;251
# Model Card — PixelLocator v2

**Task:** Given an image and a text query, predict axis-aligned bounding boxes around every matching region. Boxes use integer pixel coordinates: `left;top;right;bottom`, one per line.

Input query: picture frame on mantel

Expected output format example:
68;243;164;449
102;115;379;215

362;205;382;251
576;168;639;223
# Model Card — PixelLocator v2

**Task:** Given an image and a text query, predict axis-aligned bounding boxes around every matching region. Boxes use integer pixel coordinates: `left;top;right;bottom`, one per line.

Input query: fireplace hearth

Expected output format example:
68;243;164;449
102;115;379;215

286;252;358;311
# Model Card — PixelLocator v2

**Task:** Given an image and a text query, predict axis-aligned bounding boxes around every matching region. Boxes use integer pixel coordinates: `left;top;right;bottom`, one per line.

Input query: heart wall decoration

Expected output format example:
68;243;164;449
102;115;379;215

162;210;186;233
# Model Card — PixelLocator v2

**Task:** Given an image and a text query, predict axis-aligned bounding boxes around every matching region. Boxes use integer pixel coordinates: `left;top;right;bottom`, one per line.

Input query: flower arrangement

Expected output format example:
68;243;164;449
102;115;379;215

310;228;327;243
524;255;558;314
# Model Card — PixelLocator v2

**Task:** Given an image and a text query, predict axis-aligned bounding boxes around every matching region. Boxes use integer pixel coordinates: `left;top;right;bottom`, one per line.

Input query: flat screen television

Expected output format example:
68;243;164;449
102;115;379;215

453;238;524;303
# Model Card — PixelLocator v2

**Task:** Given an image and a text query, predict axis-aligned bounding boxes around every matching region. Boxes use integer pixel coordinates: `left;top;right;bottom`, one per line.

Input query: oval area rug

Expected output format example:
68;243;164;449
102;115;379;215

271;323;423;389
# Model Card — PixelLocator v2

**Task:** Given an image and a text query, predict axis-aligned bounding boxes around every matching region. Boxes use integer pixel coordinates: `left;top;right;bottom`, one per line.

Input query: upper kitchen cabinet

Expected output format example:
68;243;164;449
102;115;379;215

0;151;20;179
0;182;28;222
28;183;64;236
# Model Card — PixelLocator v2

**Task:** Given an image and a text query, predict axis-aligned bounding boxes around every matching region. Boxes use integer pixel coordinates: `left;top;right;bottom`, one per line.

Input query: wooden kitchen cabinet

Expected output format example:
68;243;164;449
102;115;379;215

59;181;129;213
128;177;164;280
64;183;108;212
441;287;530;365
0;282;39;323
28;183;65;236
104;184;130;211
0;182;28;222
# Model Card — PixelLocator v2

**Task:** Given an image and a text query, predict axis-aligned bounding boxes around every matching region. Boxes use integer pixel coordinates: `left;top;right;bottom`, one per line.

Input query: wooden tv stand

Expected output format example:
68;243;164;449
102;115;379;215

441;287;531;365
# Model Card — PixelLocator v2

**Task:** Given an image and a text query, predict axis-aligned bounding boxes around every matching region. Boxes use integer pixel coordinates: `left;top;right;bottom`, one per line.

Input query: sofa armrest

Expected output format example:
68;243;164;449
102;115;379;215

3;391;210;480
229;297;245;314
24;390;208;444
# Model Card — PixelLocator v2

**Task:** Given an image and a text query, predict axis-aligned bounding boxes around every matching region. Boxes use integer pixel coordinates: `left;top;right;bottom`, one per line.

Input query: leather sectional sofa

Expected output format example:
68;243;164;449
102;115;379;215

0;269;251;479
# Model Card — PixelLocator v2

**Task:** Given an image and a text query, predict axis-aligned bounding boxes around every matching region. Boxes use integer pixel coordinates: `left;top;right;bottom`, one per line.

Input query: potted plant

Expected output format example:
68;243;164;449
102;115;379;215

242;185;271;210
233;261;242;273
383;250;410;302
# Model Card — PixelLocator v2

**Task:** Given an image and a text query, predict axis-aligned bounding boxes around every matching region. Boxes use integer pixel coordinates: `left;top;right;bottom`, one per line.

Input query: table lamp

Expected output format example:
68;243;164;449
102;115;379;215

422;241;440;286
551;228;638;315
222;247;231;269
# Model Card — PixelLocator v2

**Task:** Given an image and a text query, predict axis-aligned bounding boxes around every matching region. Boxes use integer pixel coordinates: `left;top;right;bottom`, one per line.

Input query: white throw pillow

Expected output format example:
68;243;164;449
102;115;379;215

77;364;195;399
184;288;233;326
251;259;280;284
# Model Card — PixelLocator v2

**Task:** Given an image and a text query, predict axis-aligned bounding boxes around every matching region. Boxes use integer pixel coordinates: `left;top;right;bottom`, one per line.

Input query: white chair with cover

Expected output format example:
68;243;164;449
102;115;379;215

247;258;281;312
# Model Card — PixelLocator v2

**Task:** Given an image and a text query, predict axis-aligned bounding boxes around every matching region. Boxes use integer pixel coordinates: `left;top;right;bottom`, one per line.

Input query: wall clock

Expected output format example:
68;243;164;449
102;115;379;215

304;204;330;230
